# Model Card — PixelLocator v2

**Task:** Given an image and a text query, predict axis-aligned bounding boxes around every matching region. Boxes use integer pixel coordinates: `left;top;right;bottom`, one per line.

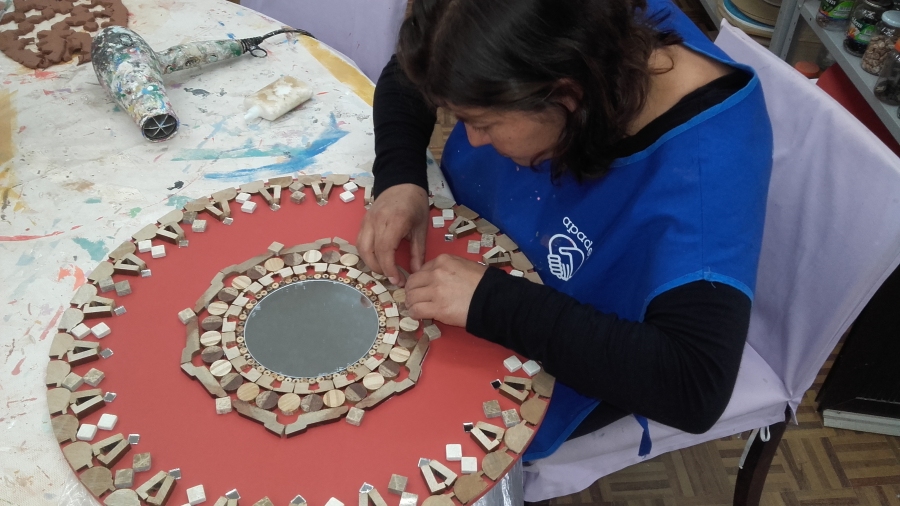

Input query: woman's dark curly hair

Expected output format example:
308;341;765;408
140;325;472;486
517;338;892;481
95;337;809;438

396;0;682;181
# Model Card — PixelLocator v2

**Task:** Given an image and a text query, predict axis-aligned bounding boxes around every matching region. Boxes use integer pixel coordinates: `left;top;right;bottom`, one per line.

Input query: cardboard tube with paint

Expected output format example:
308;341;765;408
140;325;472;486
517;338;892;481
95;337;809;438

244;76;313;122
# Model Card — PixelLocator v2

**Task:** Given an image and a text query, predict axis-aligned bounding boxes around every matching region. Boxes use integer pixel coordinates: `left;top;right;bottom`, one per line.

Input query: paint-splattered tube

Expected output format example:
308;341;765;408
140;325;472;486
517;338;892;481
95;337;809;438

91;27;179;142
157;40;245;75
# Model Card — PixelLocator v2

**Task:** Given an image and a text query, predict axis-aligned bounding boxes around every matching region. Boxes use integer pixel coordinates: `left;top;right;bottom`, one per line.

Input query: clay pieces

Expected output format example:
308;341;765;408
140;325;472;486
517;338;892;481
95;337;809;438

0;0;129;69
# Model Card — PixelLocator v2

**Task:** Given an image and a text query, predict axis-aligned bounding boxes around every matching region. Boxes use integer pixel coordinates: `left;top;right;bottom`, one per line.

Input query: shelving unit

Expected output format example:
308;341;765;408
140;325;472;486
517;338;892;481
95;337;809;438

699;0;721;24
693;0;900;143
798;0;900;142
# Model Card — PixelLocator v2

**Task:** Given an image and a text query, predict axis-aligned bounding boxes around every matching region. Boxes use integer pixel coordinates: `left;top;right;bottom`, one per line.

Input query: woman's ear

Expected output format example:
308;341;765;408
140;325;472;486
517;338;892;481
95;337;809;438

559;95;579;113
553;79;583;112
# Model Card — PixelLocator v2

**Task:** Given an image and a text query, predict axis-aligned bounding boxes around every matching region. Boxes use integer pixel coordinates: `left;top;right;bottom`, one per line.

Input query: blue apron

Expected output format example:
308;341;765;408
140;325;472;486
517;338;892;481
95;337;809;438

440;0;773;460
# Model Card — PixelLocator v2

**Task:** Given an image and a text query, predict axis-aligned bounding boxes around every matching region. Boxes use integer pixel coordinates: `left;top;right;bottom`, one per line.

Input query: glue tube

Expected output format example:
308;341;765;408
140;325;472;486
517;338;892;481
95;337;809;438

244;76;313;122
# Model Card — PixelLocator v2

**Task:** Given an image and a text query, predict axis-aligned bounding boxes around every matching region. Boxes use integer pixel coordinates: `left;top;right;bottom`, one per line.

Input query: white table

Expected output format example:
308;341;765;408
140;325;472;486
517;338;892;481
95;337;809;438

0;1;376;503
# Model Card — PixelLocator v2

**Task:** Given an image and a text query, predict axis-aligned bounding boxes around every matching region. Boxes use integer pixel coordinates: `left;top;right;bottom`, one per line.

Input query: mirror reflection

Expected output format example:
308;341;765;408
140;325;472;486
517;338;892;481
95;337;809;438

243;279;379;378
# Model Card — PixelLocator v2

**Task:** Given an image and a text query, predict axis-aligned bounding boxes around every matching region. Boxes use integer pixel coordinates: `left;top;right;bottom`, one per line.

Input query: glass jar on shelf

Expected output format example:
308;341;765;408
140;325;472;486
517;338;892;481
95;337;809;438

861;11;900;73
816;0;853;32
874;39;900;105
818;0;857;30
846;0;894;57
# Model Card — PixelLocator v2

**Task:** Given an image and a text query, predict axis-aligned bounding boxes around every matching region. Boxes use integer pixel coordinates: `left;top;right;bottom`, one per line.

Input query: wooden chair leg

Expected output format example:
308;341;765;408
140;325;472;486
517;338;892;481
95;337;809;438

733;407;791;506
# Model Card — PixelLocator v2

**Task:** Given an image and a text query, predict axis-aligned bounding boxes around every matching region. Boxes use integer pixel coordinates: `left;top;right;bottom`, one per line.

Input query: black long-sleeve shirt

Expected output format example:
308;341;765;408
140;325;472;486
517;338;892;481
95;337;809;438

372;55;753;435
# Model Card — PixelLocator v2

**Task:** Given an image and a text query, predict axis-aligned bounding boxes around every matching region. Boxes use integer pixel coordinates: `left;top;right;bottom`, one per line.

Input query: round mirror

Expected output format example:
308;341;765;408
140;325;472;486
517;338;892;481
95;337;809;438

242;279;380;378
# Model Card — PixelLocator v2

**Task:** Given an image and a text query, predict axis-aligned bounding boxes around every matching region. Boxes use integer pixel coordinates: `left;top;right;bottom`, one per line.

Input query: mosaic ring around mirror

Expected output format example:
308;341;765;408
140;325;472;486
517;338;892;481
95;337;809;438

185;237;425;432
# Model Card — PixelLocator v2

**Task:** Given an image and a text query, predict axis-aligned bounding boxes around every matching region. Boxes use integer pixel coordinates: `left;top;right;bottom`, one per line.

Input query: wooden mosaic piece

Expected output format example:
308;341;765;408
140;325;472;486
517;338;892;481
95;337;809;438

453;473;488;505
278;393;302;415
233;399;285;437
520;396;548;425
52;414;79;443
63;441;94;471
284;406;349;437
481;450;514;481
531;370;556;398
503;422;534;454
80;466;115;496
181;320;201;364
46;360;72;386
300;393;324;412
181;363;227;397
104;489;140;506
420;495;453;506
322;389;346;408
92;433;131;467
58;308;84;333
255;390;279;410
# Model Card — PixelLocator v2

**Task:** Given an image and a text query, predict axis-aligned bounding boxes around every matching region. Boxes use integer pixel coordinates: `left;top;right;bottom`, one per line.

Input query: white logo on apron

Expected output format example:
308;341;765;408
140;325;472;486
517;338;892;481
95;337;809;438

547;234;585;281
547;217;592;282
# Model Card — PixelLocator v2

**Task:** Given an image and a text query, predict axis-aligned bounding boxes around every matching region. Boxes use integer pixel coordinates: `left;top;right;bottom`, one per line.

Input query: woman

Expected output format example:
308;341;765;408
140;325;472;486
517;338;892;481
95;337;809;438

356;0;773;491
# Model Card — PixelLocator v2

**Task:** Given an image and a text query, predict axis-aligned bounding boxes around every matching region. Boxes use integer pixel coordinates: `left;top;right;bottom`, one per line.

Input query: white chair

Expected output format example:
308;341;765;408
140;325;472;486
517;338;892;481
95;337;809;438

239;0;407;82
522;20;900;505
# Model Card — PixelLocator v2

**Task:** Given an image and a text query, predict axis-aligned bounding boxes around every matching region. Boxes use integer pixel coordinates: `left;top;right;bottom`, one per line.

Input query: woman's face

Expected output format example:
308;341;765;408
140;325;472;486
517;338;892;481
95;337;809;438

449;105;566;166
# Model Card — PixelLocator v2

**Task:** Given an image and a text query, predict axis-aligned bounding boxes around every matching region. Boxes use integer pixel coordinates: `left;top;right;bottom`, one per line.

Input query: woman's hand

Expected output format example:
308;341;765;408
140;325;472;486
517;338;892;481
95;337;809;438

405;254;488;327
357;184;429;286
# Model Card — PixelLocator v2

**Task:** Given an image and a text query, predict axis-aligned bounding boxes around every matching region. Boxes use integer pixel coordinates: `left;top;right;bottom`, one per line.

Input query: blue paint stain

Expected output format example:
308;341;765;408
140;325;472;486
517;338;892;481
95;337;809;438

218;21;225;26
84;197;101;203
167;195;192;208
174;114;349;182
16;252;35;266
72;238;107;262
227;33;236;39
188;117;231;152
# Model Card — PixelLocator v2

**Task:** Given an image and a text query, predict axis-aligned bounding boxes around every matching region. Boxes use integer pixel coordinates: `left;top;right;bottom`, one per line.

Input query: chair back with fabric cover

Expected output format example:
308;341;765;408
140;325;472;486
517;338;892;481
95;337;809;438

522;21;900;501
240;0;406;81
715;22;900;414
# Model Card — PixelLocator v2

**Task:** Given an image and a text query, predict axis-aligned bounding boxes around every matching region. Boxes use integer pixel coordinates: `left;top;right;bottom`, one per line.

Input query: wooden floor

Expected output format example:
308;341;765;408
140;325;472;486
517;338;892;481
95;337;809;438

547;342;900;506
419;1;900;505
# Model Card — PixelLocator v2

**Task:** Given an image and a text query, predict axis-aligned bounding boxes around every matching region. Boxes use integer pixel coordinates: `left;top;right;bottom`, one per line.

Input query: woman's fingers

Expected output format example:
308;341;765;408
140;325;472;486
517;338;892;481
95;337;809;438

373;225;403;285
355;184;429;286
402;255;487;327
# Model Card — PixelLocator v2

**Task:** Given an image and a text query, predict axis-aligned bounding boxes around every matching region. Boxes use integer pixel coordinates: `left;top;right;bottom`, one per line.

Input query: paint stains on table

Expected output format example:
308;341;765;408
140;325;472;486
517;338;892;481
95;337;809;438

299;37;375;106
71;237;108;262
0;89;16;166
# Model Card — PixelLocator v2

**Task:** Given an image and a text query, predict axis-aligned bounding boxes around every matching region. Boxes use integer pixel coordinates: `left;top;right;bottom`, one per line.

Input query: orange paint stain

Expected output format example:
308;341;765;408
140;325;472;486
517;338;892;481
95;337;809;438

11;357;25;375
57;264;86;288
33;69;58;80
38;306;65;341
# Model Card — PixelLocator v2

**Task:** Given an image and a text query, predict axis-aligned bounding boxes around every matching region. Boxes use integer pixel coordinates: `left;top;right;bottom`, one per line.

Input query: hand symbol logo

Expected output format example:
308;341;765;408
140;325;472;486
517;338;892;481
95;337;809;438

547;234;585;281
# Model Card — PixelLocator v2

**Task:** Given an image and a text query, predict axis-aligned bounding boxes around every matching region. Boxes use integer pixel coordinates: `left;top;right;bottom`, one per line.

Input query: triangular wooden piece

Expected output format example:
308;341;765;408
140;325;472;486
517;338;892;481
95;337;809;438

114;253;147;276
135;471;167;500
156;222;185;244
92;433;131;466
108;241;137;262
